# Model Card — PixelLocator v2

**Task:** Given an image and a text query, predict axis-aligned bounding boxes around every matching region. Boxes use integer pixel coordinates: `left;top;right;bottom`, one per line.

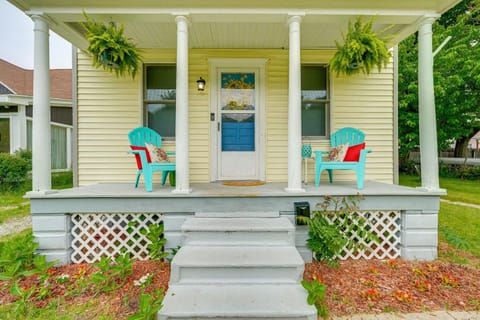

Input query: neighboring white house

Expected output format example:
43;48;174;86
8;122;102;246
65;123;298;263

0;59;72;170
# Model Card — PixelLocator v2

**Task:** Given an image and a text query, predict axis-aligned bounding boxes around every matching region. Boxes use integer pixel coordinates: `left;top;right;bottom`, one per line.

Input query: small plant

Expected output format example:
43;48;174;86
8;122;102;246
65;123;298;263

362;278;376;287
90;252;135;293
368;267;379;275
330;16;393;76
413;279;431;292
297;195;378;268
301;279;329;318
386;259;398;269
81;12;142;79
133;273;153;289
127;288;164;320
411;267;426;277
145;223;169;263
425;263;439;273
440;226;470;250
441;274;459;287
392;290;413;303
361;288;381;301
56;274;70;284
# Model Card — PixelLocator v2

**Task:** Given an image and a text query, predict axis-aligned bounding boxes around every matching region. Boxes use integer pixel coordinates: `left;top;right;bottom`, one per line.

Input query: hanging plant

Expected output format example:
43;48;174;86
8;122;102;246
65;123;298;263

330;17;393;76
81;12;142;79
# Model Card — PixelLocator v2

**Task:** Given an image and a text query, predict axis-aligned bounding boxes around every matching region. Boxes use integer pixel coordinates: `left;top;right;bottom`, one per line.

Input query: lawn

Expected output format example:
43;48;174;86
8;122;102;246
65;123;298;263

0;172;73;224
399;174;480;205
400;174;480;265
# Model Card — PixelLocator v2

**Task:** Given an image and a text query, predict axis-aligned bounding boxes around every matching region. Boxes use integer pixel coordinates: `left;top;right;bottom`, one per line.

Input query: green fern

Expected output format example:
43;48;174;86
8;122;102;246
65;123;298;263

81;12;142;79
330;16;393;76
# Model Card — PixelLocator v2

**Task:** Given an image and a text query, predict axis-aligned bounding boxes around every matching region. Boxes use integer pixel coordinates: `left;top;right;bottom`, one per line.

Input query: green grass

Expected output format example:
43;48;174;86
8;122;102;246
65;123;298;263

399;174;480;205
439;202;480;259
0;228;32;243
0;172;73;224
0;296;114;320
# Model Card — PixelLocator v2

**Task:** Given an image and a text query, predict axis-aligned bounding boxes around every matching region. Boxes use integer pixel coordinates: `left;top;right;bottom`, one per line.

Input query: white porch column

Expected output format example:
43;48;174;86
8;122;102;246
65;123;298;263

418;18;440;191
173;15;191;194
285;15;305;193
31;15;51;192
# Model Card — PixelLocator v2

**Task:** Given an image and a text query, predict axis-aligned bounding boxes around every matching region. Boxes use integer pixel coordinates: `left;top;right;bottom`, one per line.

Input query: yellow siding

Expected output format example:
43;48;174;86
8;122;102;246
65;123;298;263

77;48;393;185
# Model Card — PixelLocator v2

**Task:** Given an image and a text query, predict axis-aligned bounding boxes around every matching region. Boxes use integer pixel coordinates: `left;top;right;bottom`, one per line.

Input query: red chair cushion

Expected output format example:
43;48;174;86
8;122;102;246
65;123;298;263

344;143;366;162
130;146;152;170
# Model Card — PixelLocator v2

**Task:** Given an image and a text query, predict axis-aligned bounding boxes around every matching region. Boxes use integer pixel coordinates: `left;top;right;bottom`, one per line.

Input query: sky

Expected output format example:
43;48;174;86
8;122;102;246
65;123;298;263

0;0;72;69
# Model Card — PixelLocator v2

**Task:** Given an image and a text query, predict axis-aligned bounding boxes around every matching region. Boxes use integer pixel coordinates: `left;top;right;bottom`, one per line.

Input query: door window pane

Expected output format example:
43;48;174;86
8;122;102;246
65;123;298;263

221;114;255;151
0;118;10;153
144;65;176;138
301;66;329;138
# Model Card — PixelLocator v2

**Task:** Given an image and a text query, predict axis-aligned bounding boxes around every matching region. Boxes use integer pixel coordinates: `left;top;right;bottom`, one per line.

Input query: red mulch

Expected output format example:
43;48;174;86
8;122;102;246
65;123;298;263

1;258;479;318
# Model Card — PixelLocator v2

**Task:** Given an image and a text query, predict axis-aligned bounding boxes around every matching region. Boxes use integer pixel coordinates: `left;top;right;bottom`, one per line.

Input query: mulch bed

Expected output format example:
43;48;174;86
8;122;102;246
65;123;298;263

1;258;479;318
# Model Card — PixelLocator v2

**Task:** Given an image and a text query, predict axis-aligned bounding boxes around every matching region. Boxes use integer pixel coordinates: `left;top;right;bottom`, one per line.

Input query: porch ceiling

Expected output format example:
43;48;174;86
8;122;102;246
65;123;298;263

9;0;461;50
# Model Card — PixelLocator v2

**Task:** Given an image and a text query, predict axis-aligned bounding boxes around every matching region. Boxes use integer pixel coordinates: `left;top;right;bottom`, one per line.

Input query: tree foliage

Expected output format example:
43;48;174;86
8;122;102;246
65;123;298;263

398;0;480;159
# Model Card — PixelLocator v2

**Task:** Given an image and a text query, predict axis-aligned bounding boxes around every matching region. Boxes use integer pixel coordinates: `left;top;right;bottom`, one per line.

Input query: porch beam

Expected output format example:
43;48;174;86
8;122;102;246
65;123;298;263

285;15;305;193
31;14;52;193
417;17;440;191
173;15;191;194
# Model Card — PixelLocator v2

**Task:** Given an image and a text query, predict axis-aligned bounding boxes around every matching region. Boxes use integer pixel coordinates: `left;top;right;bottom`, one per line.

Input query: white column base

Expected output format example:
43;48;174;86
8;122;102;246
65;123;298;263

172;188;192;194
284;187;306;193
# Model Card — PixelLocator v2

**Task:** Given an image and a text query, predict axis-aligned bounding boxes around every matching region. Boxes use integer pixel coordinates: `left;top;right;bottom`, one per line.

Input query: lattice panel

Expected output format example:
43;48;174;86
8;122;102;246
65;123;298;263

71;213;162;263
324;211;401;260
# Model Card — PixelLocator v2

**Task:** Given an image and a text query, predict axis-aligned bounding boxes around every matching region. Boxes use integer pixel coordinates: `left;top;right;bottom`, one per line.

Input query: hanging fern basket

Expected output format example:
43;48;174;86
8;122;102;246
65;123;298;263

330;17;393;76
81;12;142;79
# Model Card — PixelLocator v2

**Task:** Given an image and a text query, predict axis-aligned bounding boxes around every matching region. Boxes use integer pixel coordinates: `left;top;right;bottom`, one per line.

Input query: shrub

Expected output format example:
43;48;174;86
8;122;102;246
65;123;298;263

439;163;480;180
0;153;29;191
14;149;32;171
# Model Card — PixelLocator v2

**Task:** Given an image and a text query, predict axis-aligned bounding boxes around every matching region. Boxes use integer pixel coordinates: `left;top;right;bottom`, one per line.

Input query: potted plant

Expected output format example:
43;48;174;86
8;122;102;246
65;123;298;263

81;12;142;79
330;17;393;76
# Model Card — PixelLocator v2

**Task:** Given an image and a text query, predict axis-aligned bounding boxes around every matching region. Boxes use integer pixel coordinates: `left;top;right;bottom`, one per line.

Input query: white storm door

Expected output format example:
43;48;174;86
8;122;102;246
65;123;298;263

217;70;260;180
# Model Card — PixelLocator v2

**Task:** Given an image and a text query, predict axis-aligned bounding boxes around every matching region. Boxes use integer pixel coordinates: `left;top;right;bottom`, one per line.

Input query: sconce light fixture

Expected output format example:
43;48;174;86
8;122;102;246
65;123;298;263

196;77;206;91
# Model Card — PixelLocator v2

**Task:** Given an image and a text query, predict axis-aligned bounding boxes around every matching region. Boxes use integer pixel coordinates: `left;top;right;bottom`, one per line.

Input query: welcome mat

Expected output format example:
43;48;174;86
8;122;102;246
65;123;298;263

222;181;266;187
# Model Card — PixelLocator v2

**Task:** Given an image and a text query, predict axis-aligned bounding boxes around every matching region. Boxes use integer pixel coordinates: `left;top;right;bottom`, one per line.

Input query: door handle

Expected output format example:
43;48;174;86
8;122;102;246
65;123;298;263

217;122;220;132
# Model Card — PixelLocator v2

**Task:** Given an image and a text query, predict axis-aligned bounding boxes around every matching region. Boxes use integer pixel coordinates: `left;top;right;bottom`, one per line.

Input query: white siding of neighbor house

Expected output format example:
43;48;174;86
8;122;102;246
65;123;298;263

76;49;393;186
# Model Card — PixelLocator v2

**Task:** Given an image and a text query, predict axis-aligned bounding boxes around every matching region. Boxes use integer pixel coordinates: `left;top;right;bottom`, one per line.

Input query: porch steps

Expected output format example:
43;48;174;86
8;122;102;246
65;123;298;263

169;246;304;284
195;211;279;218
181;217;295;246
158;214;316;320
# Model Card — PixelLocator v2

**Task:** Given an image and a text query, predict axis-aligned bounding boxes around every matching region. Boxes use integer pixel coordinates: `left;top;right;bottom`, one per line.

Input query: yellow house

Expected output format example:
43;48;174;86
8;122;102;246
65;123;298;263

10;1;460;317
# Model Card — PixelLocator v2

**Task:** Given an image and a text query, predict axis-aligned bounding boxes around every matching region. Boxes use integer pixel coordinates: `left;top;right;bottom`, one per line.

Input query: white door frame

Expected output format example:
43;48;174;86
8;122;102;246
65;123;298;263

209;58;267;181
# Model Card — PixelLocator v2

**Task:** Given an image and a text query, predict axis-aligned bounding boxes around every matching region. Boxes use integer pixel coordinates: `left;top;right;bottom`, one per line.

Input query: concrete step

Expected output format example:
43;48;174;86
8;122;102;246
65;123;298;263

181;217;295;246
158;284;317;320
170;246;304;284
195;211;279;218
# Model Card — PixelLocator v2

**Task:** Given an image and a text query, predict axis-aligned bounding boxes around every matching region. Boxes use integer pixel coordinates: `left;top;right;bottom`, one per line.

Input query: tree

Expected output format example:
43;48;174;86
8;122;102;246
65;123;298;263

398;0;480;159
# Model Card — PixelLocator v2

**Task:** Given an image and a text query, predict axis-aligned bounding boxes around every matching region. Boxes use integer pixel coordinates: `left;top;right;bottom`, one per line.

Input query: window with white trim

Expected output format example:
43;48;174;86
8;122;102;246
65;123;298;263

143;65;176;138
301;65;329;138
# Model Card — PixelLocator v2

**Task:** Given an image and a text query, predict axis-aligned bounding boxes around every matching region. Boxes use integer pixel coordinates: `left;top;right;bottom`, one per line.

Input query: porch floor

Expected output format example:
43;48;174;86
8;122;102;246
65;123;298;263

30;180;442;199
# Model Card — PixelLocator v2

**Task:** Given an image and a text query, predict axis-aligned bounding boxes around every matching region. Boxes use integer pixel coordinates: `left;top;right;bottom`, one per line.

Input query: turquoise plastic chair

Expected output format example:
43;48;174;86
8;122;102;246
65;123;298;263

314;127;371;189
128;127;176;192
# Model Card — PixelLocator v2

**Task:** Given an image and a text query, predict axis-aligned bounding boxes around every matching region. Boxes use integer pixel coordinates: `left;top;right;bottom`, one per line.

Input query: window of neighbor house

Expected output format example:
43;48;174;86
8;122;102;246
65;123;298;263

144;65;176;138
301;65;329;138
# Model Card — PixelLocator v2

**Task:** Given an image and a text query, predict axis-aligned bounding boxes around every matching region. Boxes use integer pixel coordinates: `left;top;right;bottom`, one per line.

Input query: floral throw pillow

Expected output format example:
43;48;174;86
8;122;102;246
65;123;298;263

328;143;349;162
145;143;170;163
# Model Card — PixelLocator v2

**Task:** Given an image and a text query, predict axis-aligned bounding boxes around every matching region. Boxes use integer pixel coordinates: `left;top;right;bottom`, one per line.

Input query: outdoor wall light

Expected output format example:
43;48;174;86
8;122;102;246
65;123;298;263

196;77;206;91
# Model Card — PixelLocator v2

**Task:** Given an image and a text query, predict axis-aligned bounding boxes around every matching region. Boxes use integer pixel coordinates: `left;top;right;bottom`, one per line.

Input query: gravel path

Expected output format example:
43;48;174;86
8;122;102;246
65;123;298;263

0;215;32;237
441;199;480;209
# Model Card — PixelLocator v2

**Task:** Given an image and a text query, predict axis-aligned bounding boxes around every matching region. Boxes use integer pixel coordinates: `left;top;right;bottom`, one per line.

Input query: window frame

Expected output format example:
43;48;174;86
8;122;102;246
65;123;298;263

143;63;177;141
301;64;330;140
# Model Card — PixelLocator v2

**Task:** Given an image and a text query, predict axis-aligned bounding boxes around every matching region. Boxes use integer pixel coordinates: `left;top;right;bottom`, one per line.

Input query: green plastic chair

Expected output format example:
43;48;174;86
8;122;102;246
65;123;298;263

128;127;175;192
314;127;371;189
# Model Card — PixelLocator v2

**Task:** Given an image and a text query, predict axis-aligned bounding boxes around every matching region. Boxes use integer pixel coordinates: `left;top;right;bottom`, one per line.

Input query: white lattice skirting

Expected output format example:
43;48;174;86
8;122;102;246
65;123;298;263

324;210;401;260
71;213;163;263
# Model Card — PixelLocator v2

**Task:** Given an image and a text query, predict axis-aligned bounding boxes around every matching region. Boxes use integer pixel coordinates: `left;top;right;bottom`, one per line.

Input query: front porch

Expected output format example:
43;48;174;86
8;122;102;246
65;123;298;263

28;180;443;265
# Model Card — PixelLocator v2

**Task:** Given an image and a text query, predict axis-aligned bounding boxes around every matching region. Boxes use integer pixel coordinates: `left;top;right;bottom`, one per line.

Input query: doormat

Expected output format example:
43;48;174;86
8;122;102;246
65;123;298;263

222;181;266;187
